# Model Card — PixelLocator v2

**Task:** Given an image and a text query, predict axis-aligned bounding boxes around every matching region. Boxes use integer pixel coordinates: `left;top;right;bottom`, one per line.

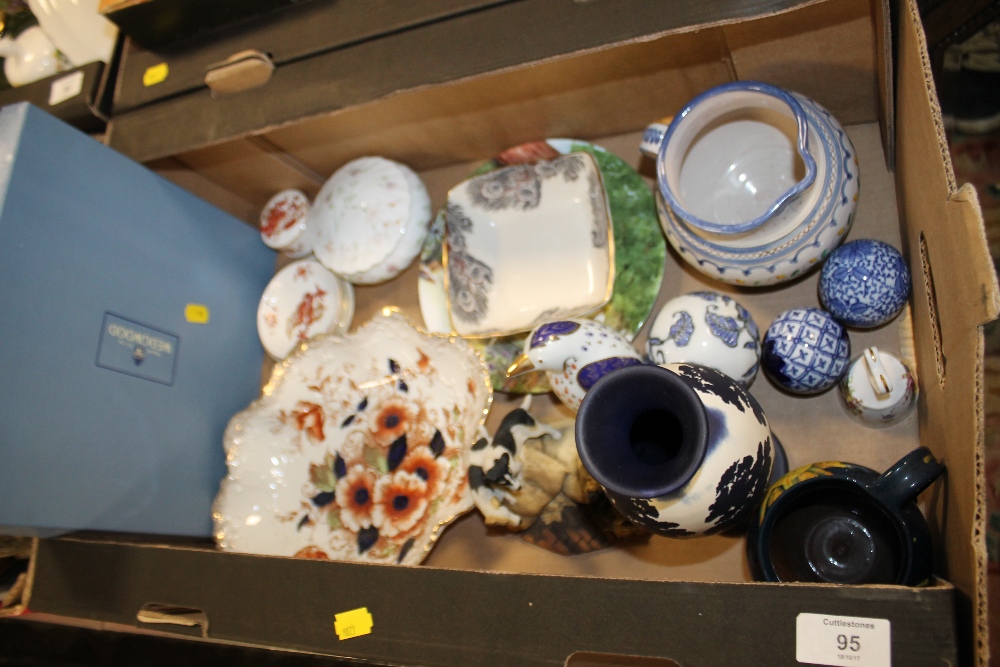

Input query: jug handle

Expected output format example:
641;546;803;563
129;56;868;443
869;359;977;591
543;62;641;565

870;446;945;510
639;117;672;159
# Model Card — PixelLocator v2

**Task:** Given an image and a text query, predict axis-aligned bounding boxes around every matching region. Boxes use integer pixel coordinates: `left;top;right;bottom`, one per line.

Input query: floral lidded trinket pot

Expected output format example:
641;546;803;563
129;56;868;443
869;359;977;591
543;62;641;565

819;238;912;328
215;309;492;565
259;189;315;258
646;291;761;386
310;156;433;285
839;347;917;428
256;258;354;361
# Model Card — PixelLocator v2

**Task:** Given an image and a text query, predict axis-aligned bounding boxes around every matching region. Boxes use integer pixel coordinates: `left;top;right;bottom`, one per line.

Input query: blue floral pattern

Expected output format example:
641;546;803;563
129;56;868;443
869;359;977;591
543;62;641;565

646;291;761;386
665;312;694;346
819;239;911;328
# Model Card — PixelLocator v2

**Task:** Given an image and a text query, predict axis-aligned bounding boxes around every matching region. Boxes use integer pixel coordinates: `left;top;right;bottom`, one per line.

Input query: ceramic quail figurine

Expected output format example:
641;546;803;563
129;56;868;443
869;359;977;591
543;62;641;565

507;319;643;412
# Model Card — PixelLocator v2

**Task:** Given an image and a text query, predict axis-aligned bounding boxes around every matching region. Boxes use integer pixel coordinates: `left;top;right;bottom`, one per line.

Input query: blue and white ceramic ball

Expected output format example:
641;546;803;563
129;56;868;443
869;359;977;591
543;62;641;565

762;307;850;394
818;239;911;328
646;291;760;386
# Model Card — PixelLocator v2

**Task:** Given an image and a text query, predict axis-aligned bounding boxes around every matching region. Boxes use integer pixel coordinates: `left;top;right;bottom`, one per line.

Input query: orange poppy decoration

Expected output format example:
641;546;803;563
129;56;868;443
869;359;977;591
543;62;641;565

336;464;378;532
372;400;415;446
372;471;431;538
400;446;451;496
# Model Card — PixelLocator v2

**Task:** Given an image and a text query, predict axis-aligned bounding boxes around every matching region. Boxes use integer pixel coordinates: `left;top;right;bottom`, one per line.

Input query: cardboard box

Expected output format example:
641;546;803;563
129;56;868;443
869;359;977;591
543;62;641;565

109;0;518;115
0;62;113;134
98;0;317;49
15;0;1000;664
104;0;848;163
0;103;276;539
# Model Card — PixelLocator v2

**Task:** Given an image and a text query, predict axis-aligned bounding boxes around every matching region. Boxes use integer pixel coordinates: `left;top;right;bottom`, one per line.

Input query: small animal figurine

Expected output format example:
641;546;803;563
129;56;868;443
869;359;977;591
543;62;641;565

467;396;563;529
507;319;643;412
467;398;649;555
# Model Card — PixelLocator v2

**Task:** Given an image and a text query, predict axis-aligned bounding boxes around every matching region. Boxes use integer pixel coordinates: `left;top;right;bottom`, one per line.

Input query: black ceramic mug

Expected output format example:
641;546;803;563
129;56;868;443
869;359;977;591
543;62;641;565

746;447;944;585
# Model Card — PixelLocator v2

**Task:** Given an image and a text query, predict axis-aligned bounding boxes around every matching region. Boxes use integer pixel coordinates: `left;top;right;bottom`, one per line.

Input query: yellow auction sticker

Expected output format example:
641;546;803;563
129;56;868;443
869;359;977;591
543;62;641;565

143;63;169;87
184;304;209;324
334;607;373;640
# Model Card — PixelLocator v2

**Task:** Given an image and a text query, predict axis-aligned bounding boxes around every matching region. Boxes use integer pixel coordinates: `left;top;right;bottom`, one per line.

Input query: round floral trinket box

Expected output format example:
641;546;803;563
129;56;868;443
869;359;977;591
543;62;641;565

256;259;354;361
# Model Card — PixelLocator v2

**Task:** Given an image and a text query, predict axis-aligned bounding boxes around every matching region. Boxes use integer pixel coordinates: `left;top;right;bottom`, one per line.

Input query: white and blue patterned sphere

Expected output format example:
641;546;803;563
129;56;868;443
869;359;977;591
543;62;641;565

818;239;911;328
646;291;761;386
762;307;850;394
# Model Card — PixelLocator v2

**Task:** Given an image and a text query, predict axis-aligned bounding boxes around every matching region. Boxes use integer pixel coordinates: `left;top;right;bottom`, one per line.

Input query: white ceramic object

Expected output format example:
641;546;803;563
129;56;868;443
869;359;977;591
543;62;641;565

259;189;314;258
641;81;859;286
214;310;492;565
256;259;354;360
839;347;917;428
444;152;614;337
0;26;67;87
310;156;432;285
26;0;117;66
507;319;642;412
646;291;761;386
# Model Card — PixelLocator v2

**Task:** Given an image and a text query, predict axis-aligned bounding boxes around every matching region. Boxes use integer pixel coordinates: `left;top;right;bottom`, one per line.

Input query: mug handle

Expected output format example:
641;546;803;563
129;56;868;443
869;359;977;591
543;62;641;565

870;446;945;509
639;117;673;158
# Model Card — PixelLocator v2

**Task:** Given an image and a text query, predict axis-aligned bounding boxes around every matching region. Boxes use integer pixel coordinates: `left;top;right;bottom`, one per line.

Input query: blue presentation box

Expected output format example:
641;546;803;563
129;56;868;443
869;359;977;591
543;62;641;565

0;103;275;537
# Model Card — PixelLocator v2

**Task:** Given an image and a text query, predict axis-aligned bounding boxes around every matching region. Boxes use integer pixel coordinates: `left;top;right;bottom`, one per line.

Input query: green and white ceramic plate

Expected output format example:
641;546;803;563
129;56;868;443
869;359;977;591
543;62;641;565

418;139;666;393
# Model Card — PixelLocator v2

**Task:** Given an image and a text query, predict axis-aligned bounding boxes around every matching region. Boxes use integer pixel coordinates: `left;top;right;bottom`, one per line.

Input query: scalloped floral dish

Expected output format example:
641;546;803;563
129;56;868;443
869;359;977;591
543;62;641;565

214;309;492;565
419;139;666;392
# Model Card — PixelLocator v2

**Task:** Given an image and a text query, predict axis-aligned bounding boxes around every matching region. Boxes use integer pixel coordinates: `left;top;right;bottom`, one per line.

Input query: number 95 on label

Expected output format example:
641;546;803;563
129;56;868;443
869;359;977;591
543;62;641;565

796;613;891;667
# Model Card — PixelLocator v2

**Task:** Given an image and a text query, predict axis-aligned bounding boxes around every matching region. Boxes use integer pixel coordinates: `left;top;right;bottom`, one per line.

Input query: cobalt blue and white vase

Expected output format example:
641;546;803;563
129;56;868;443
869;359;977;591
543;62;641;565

819;238;911;328
641;81;859;287
646;291;761;386
762;307;851;394
575;363;773;537
507;319;643;412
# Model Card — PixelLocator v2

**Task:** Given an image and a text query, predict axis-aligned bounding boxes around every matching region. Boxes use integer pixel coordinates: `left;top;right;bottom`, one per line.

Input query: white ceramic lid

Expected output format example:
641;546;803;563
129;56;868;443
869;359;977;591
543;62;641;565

311;157;426;280
339;163;432;284
260;189;311;253
257;259;350;360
